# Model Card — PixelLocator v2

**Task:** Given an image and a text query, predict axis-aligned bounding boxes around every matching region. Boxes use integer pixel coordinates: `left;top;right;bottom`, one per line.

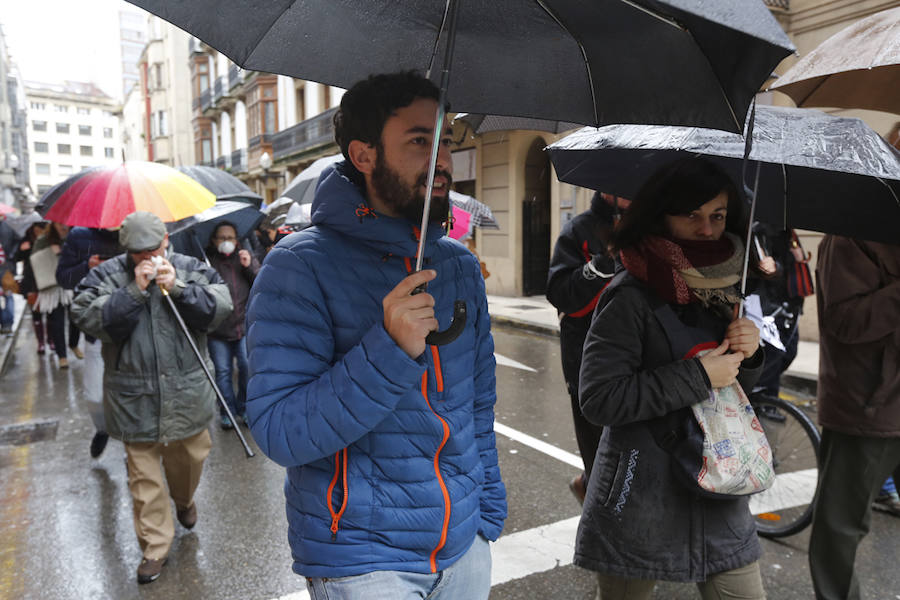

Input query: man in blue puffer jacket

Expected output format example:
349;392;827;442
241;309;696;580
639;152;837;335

246;72;507;600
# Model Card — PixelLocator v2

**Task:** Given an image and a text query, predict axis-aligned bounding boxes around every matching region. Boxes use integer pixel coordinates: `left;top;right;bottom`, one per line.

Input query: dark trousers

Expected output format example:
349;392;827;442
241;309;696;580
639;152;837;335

757;318;800;396
45;305;67;359
67;307;80;348
809;429;900;599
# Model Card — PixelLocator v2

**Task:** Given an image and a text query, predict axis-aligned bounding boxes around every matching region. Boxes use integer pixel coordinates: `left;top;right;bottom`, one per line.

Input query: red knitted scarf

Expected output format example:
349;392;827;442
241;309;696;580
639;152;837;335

620;235;736;304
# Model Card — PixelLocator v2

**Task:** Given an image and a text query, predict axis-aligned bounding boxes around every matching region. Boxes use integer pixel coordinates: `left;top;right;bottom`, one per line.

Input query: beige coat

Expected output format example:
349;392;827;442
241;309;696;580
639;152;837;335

816;235;900;437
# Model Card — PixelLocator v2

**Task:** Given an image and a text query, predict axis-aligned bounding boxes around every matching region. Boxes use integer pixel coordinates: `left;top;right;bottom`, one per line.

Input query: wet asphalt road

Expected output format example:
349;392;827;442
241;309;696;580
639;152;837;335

2;321;900;600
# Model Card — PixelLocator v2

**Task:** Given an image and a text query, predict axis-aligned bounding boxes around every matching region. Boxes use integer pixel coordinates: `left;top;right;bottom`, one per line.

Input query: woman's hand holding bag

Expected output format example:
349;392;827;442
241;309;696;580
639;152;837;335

698;340;743;387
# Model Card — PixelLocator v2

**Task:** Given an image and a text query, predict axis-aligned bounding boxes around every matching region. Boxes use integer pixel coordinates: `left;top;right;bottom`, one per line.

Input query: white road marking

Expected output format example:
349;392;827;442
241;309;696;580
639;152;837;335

749;468;818;514
494;421;584;469
490;516;581;586
494;352;537;372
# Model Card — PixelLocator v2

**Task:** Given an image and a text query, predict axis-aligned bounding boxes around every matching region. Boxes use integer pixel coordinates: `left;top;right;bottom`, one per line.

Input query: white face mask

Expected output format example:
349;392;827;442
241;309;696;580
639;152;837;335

217;240;236;255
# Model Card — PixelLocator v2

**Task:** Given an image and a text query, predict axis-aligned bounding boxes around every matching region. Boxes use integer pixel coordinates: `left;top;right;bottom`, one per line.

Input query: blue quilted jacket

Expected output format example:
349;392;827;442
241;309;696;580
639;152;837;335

245;162;507;578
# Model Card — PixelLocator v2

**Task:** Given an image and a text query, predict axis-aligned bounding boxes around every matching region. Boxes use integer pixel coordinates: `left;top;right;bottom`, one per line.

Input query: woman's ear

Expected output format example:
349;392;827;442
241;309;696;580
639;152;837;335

347;140;376;175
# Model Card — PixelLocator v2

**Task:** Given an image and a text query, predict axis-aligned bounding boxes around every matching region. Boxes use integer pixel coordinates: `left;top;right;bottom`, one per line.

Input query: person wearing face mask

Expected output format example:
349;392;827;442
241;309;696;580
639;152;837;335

206;222;260;429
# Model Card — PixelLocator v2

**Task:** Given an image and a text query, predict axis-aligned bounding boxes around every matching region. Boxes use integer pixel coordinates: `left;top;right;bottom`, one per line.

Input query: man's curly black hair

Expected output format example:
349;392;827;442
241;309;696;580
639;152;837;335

333;71;442;160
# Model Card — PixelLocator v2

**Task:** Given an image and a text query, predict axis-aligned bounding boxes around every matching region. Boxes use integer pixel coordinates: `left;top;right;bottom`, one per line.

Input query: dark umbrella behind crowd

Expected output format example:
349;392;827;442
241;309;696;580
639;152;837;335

167;200;265;262
177;165;264;208
547;105;900;245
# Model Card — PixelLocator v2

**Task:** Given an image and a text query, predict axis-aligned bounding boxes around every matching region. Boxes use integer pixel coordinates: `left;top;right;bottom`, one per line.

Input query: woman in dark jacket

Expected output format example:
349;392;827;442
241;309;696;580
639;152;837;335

576;158;765;598
13;221;49;354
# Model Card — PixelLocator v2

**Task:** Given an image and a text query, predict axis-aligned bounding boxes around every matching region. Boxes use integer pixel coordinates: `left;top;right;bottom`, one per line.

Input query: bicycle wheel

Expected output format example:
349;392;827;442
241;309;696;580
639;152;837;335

749;395;821;538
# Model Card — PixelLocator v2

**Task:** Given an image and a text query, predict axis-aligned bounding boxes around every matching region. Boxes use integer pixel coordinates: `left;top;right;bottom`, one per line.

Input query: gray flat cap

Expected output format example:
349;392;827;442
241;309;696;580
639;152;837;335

119;211;167;252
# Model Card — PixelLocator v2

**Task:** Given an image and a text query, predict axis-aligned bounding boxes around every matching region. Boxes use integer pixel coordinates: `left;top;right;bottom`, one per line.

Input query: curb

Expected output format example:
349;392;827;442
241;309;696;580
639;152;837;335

490;314;559;338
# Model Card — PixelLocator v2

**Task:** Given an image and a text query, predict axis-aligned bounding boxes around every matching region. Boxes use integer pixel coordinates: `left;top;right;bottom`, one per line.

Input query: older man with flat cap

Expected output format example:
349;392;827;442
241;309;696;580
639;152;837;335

72;211;233;584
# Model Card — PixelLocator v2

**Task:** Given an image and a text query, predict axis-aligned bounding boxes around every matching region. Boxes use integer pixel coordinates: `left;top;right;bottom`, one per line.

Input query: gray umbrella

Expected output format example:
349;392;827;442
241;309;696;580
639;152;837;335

177;165;263;208
279;154;344;207
547;105;900;245
126;0;793;133
453;113;581;135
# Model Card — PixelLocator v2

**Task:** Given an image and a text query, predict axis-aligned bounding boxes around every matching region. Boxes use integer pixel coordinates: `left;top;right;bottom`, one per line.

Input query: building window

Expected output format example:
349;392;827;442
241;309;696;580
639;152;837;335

79;125;92;136
30;102;46;111
295;84;306;122
158;110;168;136
58;143;71;155
197;59;210;93
103;127;113;138
154;63;163;89
77;107;91;115
35;163;51;175
54;104;69;113
247;80;278;139
104;147;115;158
32;120;47;132
59;164;74;175
34;142;48;153
56;123;70;134
80;145;93;157
37;185;51;195
103;110;115;117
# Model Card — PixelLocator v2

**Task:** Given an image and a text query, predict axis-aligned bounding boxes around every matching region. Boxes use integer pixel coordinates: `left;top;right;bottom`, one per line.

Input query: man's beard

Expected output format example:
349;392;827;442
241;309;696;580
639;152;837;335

371;151;451;226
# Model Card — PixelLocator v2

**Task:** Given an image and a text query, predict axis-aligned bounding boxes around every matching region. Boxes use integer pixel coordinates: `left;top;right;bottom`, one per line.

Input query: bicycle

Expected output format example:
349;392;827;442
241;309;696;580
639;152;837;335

749;394;821;538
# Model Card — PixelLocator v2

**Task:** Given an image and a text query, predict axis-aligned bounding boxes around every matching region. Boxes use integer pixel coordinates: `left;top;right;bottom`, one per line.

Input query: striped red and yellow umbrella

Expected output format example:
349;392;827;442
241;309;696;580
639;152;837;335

38;161;216;228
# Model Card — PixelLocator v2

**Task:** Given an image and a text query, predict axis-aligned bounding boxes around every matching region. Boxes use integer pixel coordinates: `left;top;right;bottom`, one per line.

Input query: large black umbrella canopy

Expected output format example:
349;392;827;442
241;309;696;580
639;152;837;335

547;105;900;245
177;165;263;208
125;0;793;133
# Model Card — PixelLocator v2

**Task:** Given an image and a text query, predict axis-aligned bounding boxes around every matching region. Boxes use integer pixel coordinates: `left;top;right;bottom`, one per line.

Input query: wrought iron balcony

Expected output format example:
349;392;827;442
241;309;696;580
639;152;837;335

272;107;338;161
188;37;203;55
213;77;224;102
192;96;201;111
231;148;248;174
215;154;231;170
228;65;243;90
200;89;211;112
248;134;273;149
763;0;789;10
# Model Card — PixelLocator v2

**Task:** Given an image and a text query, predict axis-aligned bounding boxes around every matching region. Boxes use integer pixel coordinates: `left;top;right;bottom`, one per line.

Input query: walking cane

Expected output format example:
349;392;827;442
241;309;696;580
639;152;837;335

159;286;255;458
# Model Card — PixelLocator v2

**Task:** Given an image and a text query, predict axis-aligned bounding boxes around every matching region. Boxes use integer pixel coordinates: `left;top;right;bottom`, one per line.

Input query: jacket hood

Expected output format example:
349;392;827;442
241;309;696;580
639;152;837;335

311;160;447;258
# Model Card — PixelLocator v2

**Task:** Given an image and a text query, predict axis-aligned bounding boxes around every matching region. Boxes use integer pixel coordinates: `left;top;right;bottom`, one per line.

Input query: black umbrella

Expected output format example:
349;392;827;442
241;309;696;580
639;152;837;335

126;0;792;133
454;113;581;135
129;0;792;344
167;200;265;261
546;105;900;245
177;165;263;208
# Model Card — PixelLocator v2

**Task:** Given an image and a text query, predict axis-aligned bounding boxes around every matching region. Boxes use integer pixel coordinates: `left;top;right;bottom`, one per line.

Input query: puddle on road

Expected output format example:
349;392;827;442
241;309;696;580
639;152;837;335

0;420;58;446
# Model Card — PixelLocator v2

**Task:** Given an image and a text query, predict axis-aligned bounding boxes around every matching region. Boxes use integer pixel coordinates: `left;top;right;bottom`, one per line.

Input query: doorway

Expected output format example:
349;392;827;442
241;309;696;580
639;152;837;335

521;138;551;296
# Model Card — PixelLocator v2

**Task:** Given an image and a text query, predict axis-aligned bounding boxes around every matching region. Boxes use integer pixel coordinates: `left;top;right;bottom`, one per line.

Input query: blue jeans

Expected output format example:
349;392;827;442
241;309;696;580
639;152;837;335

1;291;14;329
207;337;248;418
306;535;491;600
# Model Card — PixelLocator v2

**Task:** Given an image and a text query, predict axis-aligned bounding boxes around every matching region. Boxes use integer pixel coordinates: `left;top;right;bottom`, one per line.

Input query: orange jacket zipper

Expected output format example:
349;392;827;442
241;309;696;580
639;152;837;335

422;371;451;572
327;448;349;540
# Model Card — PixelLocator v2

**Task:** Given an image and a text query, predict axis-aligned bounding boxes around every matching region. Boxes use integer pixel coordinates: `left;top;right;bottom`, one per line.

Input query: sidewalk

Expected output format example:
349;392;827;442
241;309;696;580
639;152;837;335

487;294;819;395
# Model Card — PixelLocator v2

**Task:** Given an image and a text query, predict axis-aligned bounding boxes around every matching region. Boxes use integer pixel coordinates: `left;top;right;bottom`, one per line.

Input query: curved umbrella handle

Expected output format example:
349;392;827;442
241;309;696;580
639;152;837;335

413;283;467;346
425;300;467;346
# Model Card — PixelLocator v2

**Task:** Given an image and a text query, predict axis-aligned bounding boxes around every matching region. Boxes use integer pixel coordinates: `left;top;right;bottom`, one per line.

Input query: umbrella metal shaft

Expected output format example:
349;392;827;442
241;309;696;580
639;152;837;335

161;287;254;458
415;0;460;272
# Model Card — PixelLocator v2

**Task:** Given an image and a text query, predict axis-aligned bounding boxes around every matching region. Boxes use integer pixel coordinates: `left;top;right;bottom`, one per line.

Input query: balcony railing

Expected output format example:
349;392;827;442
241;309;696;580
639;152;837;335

215;154;231;170
192;96;201;111
231;148;248;173
272;107;338;161
248;134;273;149
213;77;224;102
228;65;243;90
200;89;211;112
763;0;789;9
188;37;203;55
